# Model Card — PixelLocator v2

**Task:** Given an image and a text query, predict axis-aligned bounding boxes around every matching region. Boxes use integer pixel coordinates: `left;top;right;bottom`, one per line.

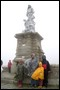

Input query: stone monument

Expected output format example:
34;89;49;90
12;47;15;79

11;5;44;73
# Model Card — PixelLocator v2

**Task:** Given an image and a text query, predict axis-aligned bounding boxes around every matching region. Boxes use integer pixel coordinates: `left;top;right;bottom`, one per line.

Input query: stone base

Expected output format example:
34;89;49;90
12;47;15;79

15;32;44;59
2;65;59;86
11;61;17;73
2;64;59;86
1;72;59;86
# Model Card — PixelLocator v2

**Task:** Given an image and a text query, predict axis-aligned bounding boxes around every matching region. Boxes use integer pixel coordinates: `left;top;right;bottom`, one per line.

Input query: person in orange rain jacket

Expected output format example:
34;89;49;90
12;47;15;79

31;61;44;87
8;60;12;73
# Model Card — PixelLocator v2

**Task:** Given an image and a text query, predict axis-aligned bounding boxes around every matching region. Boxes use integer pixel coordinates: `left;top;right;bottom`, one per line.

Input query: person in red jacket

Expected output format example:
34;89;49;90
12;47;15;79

8;60;12;73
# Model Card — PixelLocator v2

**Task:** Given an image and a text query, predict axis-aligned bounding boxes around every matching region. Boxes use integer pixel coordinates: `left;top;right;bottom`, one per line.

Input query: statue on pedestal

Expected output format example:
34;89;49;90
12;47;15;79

23;5;35;33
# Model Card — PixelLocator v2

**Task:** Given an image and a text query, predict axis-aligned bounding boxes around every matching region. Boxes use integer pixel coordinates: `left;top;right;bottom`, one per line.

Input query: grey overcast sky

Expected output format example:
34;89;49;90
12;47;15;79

1;1;59;66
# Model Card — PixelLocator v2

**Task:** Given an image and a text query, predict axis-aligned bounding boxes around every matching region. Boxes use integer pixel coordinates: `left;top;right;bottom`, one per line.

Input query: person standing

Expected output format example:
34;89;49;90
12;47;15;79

28;53;39;87
42;55;51;88
8;60;12;73
31;61;44;88
28;53;39;76
15;59;24;88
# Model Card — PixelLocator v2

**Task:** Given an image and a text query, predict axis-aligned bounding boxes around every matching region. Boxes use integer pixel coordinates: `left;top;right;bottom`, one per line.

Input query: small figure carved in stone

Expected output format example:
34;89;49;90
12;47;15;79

26;5;34;19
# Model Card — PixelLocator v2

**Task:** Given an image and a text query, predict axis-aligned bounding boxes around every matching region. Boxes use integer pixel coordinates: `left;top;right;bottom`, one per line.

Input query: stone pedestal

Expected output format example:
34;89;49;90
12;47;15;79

11;32;44;73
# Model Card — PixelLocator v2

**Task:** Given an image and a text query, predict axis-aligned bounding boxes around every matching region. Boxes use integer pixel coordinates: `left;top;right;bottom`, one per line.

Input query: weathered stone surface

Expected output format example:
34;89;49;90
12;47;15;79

48;65;59;79
11;62;17;73
2;67;8;72
48;79;59;86
15;32;43;59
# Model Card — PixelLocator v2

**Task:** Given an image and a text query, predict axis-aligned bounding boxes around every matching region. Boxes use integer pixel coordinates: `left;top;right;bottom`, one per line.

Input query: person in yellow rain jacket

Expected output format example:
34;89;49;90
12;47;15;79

31;61;44;87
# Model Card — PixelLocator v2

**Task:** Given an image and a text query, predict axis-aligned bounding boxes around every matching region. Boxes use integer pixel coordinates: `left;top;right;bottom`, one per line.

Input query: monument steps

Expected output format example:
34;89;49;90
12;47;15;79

1;72;59;86
1;78;59;86
1;65;59;86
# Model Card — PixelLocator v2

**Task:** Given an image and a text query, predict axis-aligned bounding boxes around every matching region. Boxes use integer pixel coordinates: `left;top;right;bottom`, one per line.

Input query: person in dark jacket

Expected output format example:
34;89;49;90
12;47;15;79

42;55;51;87
15;59;24;88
